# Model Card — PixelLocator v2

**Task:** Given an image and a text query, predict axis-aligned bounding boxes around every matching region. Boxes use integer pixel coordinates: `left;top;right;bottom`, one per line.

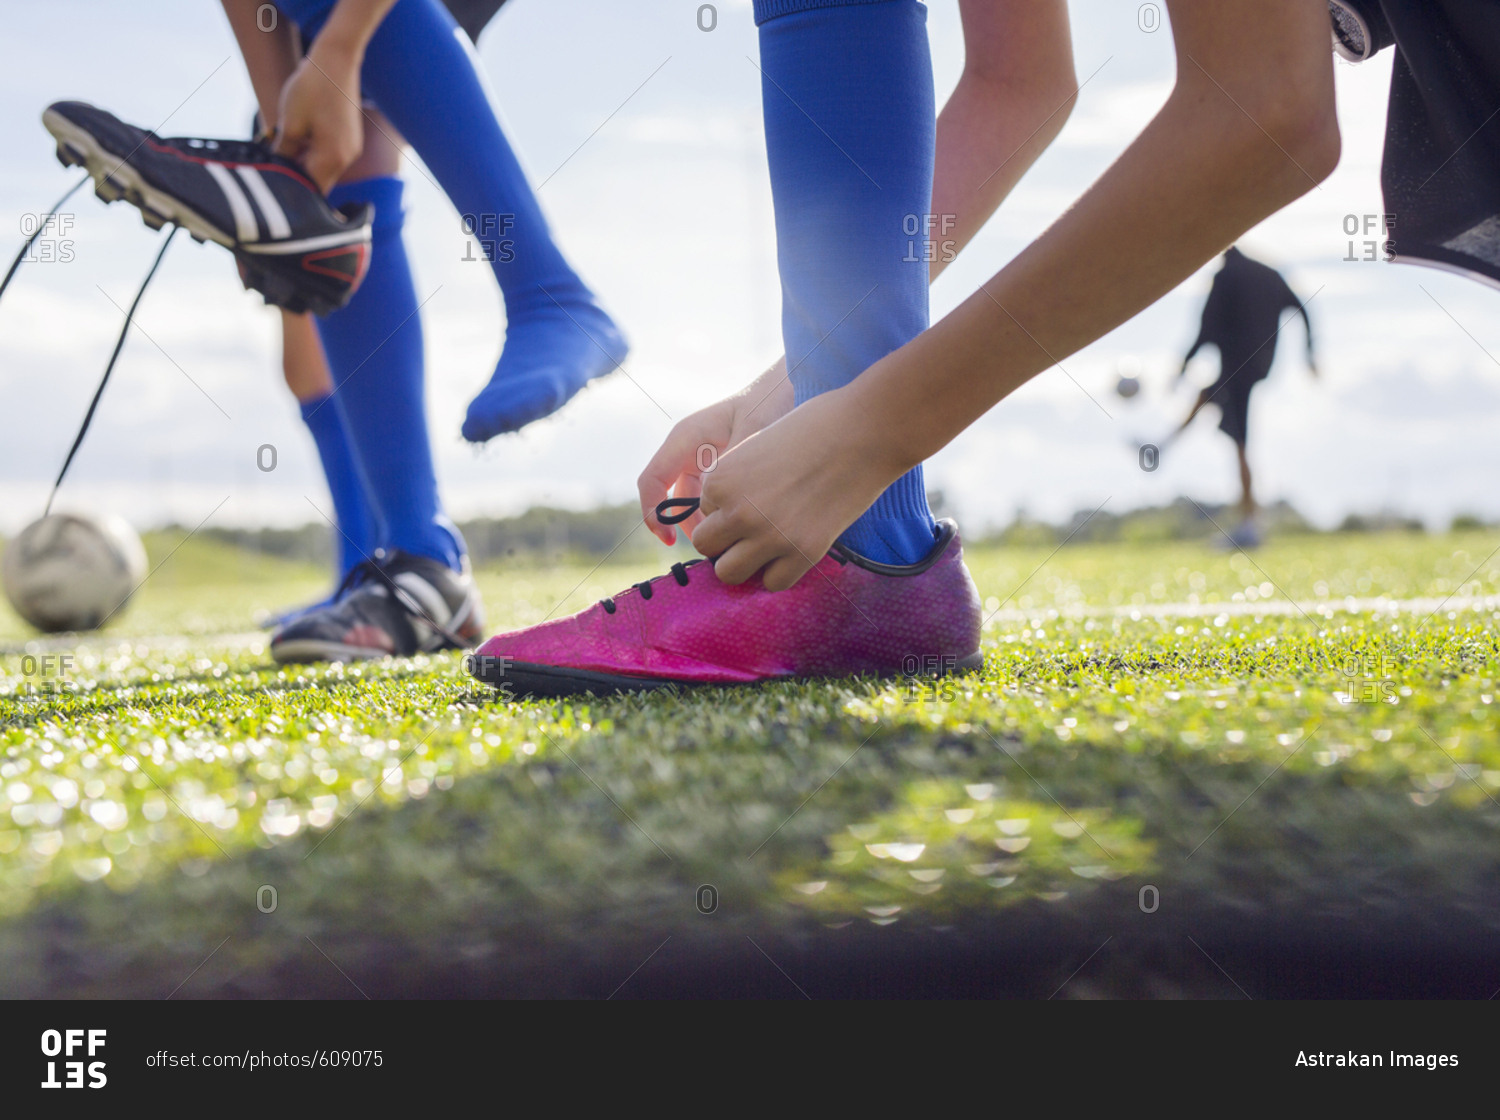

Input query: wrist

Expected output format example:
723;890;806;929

733;377;790;432
308;30;365;71
836;378;925;480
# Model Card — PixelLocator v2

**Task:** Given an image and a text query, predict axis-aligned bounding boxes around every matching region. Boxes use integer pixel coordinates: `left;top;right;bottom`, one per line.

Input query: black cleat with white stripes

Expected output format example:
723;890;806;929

43;100;372;316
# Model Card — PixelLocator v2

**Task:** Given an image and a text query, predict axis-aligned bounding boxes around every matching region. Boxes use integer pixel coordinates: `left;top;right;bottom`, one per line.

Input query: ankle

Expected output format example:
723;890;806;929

503;280;600;323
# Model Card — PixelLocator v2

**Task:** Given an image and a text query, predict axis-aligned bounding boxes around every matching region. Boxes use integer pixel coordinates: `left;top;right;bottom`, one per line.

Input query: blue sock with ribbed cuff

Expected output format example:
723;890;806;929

313;175;465;571
756;0;939;565
298;393;380;578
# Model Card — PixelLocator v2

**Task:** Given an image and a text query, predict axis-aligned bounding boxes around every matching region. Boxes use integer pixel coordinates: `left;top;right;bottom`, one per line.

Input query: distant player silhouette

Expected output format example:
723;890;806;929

1174;246;1316;546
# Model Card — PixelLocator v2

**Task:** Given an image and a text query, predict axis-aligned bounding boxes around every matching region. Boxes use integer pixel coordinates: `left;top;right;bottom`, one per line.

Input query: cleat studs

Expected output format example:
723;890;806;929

140;209;167;231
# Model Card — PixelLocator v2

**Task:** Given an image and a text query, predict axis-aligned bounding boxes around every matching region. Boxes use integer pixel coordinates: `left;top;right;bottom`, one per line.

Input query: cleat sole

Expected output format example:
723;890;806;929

43;107;232;249
467;650;985;699
42;106;367;317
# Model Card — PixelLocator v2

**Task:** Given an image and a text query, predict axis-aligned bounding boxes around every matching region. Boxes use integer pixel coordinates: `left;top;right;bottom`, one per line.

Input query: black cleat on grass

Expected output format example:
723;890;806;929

43;100;372;316
270;550;485;664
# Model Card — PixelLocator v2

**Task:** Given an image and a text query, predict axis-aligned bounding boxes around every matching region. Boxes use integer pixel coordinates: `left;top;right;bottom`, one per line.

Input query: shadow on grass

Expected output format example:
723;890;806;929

4;700;1500;998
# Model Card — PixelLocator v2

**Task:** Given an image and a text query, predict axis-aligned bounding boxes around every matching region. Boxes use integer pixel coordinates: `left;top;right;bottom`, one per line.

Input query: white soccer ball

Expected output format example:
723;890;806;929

2;513;148;633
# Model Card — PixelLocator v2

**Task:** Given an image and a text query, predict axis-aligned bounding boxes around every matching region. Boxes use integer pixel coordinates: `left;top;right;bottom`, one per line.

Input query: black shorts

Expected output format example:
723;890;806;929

443;0;510;43
1207;374;1261;446
1334;1;1500;288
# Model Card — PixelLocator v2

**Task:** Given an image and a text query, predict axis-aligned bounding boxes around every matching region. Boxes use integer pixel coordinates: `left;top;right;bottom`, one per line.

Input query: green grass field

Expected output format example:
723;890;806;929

2;530;1499;997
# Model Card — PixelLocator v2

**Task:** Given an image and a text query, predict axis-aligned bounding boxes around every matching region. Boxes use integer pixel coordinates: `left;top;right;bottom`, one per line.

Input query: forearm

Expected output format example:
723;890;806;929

221;0;302;125
930;0;1076;280
850;0;1338;474
311;0;398;63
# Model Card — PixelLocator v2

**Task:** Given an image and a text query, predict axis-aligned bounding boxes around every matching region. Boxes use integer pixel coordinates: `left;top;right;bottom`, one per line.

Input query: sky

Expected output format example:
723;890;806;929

1;0;1499;538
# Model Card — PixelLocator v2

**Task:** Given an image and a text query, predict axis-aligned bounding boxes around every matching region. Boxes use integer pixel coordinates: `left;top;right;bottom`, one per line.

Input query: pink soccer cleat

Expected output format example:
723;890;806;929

467;510;983;698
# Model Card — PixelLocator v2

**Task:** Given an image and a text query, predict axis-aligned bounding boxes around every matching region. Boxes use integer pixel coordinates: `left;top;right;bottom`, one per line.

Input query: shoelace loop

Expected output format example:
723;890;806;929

601;560;695;615
655;497;700;525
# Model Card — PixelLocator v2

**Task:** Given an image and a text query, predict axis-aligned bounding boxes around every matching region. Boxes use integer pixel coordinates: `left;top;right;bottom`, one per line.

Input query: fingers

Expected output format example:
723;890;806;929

692;513;809;589
304;154;342;195
272;109;356;193
674;473;707;538
272;125;339;193
761;552;815;592
302;131;362;194
639;422;716;545
688;503;734;560
639;431;687;539
272;127;306;164
642;472;702;547
640;472;710;547
691;504;778;582
706;537;779;586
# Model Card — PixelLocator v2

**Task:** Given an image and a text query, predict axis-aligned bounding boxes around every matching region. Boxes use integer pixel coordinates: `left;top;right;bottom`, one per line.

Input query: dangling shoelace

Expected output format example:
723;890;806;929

599;498;706;614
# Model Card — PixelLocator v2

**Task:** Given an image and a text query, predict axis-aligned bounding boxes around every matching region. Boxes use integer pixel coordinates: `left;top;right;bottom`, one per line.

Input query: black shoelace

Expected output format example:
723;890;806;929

601;561;697;614
599;498;706;614
656;497;699;525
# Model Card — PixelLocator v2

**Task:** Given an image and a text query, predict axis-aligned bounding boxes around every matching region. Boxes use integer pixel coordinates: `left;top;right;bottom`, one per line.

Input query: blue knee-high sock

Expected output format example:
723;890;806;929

314;175;465;570
278;0;627;443
298;393;380;578
757;0;939;565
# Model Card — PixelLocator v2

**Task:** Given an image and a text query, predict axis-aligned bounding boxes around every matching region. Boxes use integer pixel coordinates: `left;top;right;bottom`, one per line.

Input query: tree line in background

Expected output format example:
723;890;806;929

137;497;1493;566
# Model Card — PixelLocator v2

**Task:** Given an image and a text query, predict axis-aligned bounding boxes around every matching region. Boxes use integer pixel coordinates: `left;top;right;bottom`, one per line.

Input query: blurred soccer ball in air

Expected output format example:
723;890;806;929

2;512;147;632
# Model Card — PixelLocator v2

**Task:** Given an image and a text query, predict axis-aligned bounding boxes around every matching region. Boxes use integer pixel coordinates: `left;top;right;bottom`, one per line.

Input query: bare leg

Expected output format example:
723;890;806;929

277;107;404;402
1236;441;1255;520
280;310;332;401
1176;387;1213;436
